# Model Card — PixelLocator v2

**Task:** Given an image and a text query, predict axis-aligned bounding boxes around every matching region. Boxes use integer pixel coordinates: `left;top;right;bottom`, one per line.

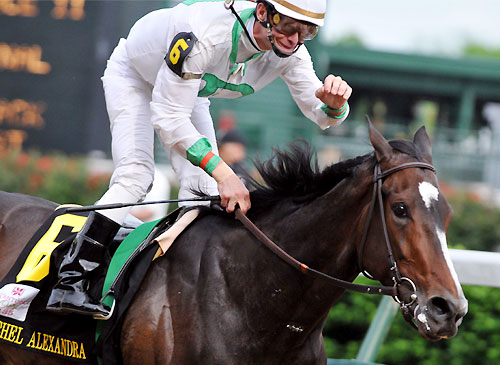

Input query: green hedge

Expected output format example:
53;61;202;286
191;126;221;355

446;192;500;252
0;151;109;206
325;283;500;364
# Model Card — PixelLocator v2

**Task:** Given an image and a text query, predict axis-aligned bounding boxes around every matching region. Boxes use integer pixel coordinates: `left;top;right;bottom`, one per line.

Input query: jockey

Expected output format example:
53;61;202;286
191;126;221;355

47;0;352;318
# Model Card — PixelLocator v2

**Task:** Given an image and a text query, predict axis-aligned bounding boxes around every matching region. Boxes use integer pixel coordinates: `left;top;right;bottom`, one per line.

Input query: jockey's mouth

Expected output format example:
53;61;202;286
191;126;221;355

272;33;300;54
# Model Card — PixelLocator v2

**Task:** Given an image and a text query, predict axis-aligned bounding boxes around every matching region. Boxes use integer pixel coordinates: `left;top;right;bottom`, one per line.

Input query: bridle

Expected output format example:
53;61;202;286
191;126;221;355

235;160;436;325
357;161;436;326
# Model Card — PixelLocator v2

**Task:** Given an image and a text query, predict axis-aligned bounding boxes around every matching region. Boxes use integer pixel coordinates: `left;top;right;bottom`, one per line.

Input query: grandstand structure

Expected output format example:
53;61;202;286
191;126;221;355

209;43;500;188
2;1;500;188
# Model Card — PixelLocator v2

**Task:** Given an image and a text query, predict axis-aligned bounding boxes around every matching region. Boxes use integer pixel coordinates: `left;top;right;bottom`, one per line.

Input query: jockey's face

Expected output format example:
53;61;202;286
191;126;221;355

270;12;318;42
253;3;318;54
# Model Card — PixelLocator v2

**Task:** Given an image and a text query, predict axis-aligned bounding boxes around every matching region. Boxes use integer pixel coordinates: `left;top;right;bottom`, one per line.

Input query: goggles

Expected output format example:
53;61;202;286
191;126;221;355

271;12;319;42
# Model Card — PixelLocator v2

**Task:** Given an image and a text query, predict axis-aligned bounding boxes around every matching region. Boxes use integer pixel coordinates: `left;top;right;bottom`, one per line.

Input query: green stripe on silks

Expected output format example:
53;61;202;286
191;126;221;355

198;73;255;97
95;218;161;344
230;7;258;64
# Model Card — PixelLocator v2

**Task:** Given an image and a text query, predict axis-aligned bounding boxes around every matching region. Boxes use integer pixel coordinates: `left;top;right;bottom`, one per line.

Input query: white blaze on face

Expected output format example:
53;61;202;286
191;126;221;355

417;181;462;294
437;229;464;295
418;181;439;209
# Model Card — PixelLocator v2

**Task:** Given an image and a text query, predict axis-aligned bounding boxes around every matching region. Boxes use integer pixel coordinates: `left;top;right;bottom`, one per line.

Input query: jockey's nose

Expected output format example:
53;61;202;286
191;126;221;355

288;31;300;43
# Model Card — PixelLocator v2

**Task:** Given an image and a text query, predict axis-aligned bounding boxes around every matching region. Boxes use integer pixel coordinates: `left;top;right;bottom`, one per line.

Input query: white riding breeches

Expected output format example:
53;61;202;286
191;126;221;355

98;40;218;224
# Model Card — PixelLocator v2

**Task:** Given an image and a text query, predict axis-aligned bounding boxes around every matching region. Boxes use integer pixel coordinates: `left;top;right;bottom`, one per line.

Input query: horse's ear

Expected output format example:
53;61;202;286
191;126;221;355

413;126;433;164
367;116;392;162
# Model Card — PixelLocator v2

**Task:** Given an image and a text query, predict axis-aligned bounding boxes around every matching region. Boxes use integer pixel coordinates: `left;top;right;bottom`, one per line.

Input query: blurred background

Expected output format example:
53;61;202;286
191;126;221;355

1;1;500;364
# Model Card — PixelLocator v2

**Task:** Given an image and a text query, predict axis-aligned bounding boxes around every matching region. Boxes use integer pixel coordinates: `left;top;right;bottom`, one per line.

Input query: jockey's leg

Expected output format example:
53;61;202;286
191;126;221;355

46;181;150;317
45;211;121;316
47;57;155;317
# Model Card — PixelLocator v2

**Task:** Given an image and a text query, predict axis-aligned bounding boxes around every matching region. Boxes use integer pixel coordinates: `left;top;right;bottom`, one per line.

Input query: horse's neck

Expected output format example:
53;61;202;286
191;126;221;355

250;165;373;309
262;173;370;271
219;176;370;341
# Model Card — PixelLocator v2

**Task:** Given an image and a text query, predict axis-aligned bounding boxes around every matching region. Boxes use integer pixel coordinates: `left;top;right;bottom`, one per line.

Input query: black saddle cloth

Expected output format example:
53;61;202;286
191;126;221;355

0;207;186;363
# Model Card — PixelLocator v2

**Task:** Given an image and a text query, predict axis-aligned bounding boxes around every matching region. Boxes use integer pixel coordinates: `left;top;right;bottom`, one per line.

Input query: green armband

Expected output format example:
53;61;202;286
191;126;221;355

186;138;221;175
322;102;348;119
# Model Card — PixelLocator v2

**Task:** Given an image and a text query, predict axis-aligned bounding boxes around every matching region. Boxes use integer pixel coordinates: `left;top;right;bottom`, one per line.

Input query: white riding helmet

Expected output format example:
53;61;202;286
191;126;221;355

265;0;326;27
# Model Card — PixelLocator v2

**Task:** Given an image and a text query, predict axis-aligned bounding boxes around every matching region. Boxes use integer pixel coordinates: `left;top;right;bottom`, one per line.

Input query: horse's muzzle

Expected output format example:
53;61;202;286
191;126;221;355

414;294;468;340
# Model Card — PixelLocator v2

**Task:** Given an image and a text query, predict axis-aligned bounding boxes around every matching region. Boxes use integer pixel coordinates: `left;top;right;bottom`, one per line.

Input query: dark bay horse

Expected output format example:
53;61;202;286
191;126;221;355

0;123;467;364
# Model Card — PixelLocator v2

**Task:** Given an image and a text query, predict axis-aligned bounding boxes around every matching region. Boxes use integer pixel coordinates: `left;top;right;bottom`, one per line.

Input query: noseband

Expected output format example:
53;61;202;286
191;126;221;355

235;160;436;319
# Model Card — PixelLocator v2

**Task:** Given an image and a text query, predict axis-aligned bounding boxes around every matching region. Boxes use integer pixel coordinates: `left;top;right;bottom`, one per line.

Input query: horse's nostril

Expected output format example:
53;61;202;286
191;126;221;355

429;296;451;316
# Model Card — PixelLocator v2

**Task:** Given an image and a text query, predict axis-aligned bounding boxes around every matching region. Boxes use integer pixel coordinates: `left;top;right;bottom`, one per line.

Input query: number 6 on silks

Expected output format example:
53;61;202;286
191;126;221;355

165;32;198;78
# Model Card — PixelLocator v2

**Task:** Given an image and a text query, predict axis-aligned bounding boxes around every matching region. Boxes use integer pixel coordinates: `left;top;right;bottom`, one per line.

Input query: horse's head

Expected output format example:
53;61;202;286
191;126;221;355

359;121;467;340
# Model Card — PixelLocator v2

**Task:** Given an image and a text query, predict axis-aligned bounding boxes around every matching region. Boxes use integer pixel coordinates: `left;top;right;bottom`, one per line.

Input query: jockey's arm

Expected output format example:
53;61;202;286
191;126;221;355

280;50;351;130
150;56;250;214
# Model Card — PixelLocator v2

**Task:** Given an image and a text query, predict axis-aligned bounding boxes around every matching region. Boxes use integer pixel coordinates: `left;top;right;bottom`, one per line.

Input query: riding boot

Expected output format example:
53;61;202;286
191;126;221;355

46;211;120;317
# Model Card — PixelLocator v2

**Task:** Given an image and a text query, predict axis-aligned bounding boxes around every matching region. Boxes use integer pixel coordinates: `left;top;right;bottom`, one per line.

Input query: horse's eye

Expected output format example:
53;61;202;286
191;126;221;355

392;203;409;218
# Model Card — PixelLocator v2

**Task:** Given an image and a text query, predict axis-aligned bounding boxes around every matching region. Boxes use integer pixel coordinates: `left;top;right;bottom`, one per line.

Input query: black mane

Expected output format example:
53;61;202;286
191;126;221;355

247;138;424;214
248;141;369;213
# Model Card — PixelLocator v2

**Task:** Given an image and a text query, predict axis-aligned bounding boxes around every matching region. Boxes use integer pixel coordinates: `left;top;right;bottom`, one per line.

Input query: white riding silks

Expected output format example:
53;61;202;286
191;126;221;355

120;2;349;156
102;1;349;205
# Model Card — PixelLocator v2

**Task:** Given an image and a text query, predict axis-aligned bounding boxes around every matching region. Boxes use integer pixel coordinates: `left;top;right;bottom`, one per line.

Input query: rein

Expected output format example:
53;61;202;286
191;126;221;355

235;161;436;304
235;209;397;296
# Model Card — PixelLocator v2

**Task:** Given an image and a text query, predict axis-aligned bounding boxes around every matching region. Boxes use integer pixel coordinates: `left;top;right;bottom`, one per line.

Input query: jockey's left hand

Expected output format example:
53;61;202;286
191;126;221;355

315;75;352;110
212;160;251;214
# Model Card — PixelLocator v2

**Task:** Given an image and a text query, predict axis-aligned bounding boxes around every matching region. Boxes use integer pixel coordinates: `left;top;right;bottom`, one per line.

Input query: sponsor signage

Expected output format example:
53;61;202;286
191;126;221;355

0;0;105;154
